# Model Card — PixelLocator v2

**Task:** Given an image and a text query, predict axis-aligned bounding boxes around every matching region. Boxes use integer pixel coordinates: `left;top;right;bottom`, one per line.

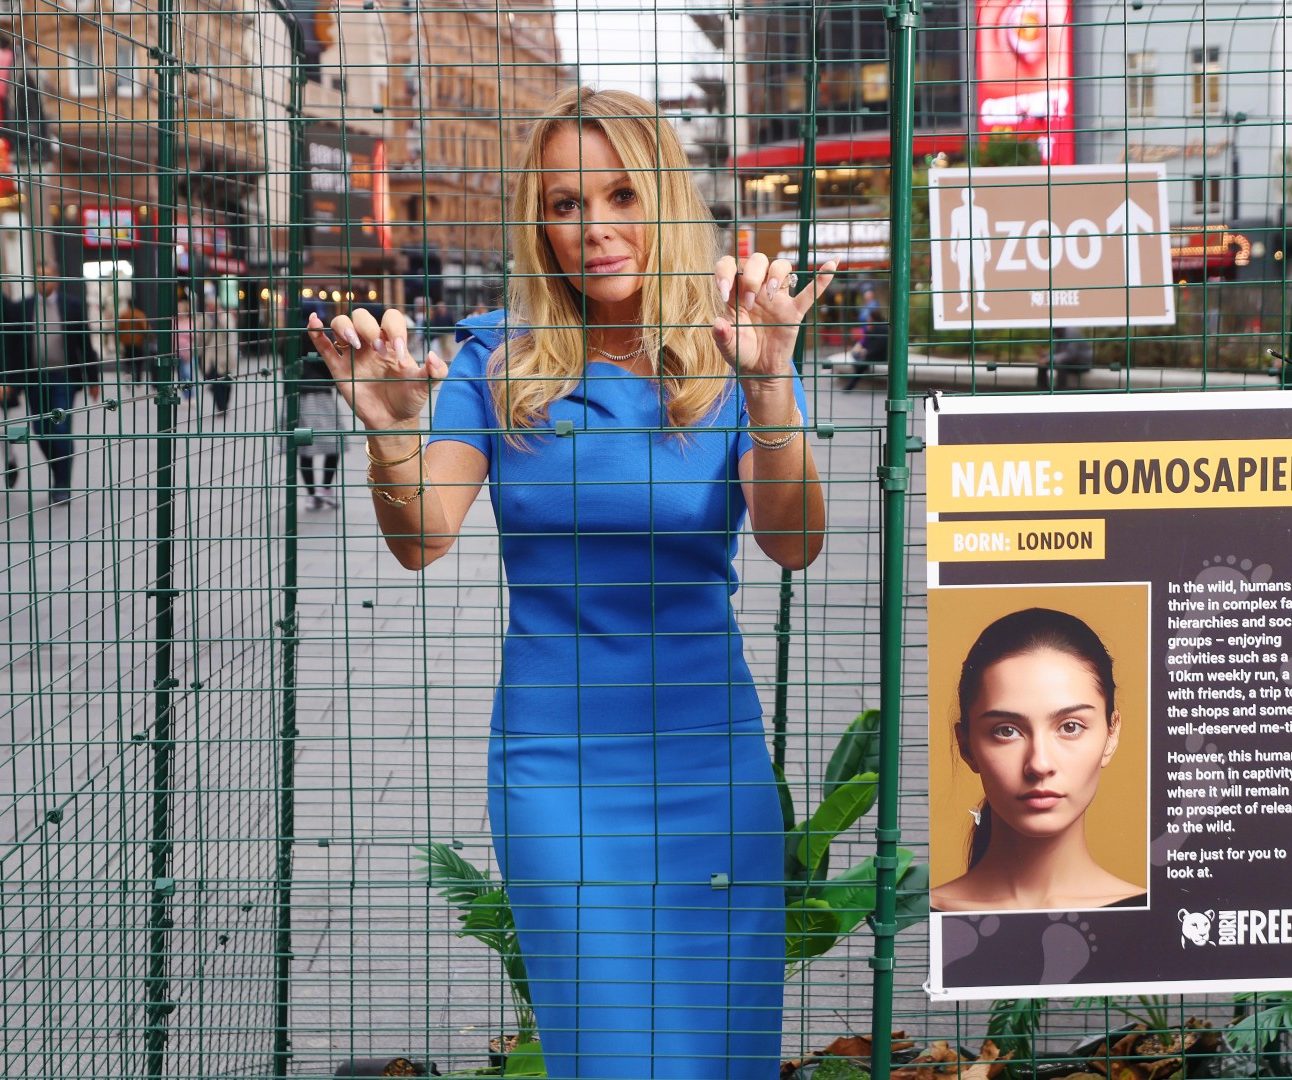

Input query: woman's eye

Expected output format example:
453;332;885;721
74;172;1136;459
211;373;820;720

613;187;637;205
991;724;1020;740
1059;719;1086;736
552;198;579;215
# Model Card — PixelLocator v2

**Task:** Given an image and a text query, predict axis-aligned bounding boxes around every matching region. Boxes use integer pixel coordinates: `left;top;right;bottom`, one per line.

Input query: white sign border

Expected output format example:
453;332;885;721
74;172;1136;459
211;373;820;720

928;163;1176;331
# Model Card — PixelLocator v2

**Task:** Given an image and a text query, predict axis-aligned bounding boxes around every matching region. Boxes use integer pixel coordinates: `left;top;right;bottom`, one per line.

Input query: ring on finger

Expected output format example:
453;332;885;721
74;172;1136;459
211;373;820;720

785;272;799;292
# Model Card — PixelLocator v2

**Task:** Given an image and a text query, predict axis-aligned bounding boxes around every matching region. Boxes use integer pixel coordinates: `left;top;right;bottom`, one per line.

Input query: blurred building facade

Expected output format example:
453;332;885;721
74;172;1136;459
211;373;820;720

1074;0;1288;281
295;0;566;311
0;0;563;345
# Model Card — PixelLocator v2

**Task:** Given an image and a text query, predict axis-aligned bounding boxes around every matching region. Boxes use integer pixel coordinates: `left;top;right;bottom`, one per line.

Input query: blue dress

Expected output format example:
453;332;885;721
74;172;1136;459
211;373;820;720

427;311;807;1079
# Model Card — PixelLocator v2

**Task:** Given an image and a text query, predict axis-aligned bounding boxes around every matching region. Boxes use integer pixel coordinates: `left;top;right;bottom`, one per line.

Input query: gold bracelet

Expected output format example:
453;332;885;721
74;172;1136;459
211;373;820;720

364;437;423;468
367;463;426;508
748;405;803;450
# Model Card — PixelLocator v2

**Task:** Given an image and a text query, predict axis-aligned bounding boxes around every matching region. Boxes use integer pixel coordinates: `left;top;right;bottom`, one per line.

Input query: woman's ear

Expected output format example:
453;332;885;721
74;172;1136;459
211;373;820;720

955;722;979;774
1101;710;1122;767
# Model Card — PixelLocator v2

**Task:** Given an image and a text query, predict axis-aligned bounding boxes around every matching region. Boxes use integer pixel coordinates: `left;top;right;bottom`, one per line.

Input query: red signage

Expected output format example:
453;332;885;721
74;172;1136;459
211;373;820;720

975;0;1074;165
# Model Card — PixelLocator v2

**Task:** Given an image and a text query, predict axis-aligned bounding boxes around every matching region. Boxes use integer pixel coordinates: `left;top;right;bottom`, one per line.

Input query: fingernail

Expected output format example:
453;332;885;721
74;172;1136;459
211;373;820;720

718;279;731;303
767;278;781;296
742;291;756;310
373;338;388;358
394;337;407;360
307;313;320;328
345;329;362;349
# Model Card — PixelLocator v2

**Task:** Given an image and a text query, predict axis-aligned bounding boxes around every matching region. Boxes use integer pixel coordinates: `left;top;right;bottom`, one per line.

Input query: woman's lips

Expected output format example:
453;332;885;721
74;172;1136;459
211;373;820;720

1019;791;1064;810
583;258;630;274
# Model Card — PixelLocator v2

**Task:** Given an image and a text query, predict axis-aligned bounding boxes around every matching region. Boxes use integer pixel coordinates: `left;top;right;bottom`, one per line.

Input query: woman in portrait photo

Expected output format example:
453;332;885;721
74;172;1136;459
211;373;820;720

307;86;833;1078
931;607;1147;912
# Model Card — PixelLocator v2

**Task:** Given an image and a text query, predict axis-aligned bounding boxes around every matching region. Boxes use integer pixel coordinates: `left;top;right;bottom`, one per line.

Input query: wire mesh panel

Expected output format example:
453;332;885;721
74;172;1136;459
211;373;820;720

0;4;300;1077
3;0;1291;1078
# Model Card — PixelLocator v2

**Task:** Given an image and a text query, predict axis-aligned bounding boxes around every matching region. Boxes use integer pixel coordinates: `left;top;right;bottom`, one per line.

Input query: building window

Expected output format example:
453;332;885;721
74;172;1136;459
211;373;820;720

69;44;98;97
1192;174;1222;216
113;48;143;98
1190;46;1223;115
1127;51;1155;116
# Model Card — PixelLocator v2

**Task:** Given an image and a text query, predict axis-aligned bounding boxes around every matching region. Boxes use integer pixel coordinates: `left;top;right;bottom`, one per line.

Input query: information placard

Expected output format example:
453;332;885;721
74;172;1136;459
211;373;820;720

926;391;1292;1000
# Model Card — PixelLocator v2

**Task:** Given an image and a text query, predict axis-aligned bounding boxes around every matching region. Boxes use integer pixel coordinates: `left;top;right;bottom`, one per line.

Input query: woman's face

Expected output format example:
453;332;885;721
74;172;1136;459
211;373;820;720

540;123;646;322
958;648;1119;842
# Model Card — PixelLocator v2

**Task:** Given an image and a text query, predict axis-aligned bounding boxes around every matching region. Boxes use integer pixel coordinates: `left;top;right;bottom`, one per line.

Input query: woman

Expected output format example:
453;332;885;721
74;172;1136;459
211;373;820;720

295;352;343;510
931;608;1146;913
306;86;833;1078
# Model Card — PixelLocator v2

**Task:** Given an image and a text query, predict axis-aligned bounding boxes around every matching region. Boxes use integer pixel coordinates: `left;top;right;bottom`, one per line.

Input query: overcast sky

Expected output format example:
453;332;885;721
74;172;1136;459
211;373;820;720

552;0;722;100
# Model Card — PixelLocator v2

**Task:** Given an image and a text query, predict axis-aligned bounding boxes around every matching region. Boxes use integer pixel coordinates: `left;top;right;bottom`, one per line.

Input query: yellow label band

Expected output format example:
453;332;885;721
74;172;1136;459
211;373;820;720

928;518;1106;562
928;440;1292;512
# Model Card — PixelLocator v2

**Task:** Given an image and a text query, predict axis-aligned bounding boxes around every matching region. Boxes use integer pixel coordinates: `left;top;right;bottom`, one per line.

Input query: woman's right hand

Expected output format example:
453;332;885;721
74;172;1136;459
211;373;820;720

305;306;448;431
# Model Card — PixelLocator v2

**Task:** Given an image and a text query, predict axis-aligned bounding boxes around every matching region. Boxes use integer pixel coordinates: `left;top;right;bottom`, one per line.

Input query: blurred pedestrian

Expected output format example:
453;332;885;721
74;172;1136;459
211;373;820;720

844;286;888;390
295;351;344;510
116;298;151;380
429;300;456;360
174;296;196;401
409;295;428;359
200;295;235;414
5;266;98;503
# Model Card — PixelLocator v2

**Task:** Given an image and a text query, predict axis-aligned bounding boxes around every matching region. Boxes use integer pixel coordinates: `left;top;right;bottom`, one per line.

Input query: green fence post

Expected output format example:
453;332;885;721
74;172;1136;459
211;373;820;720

871;3;920;1078
274;13;308;1076
145;2;181;1075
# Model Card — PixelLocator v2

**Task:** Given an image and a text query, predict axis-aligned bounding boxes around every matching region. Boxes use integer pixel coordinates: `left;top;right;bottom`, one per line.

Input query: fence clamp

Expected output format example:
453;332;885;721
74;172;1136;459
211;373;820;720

876;464;909;492
884;0;923;29
292;427;315;447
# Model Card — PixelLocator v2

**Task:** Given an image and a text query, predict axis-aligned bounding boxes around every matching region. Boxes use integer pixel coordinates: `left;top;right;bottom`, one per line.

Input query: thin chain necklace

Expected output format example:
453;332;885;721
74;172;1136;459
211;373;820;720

591;342;647;362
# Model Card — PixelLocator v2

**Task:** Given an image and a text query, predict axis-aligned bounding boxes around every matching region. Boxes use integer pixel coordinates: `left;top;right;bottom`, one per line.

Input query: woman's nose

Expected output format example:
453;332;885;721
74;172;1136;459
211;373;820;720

583;210;613;243
1024;738;1056;779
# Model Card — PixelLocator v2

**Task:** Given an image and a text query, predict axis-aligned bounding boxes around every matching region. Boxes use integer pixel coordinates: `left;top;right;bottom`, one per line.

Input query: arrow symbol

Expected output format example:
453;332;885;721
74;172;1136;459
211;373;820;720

1106;197;1155;288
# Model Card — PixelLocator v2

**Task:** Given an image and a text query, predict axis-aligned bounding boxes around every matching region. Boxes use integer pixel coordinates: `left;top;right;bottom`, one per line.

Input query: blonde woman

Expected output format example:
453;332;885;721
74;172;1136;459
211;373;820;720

307;86;833;1078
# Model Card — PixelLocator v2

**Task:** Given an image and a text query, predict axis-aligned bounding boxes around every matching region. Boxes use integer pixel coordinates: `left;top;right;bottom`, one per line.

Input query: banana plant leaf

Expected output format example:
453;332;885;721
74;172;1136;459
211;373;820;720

823;710;881;800
786;897;842;962
796;772;879;874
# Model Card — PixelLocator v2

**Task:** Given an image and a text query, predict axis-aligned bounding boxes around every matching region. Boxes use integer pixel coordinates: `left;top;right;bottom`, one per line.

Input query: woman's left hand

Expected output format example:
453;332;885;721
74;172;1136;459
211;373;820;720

711;254;837;380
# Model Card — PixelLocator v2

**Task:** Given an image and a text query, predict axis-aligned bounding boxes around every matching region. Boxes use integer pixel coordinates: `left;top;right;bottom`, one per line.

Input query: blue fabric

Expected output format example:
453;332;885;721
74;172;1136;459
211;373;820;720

429;311;806;1076
427;311;809;736
489;721;784;1079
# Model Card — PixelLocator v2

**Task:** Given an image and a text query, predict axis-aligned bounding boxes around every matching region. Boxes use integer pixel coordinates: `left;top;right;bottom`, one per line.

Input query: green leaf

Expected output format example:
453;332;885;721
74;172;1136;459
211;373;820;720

1227;994;1292;1055
503;1040;547;1077
423;842;496;909
893;862;930;931
796;772;879;873
814;857;877;935
460;890;516;954
824;710;880;799
785;898;841;962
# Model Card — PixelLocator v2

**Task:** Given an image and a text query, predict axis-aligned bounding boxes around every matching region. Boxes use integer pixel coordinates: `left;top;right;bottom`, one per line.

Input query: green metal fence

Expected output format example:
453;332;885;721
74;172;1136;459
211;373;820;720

2;1;1290;1078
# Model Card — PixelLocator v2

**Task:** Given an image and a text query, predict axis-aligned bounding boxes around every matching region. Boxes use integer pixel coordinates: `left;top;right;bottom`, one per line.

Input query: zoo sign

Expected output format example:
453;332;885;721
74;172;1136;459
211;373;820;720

928;164;1175;330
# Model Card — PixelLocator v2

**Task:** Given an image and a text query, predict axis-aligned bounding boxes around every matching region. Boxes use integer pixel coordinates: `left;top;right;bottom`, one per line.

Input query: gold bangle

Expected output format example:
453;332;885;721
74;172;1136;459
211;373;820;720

748;405;803;450
365;438;423;468
367;463;426;507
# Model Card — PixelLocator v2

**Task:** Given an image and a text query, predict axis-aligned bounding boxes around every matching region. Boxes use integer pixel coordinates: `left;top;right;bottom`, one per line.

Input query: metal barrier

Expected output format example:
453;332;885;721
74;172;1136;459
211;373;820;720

0;1;1289;1078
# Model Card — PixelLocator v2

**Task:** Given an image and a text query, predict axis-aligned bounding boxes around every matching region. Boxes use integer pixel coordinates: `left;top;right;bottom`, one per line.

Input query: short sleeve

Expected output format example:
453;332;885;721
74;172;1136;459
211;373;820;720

736;370;810;460
425;340;495;461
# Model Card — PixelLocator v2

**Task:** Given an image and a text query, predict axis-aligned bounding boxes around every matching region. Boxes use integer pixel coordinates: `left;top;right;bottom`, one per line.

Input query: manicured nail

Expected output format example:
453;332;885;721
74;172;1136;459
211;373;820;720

718;279;731;303
394;337;407;360
767;278;782;297
307;313;321;328
742;290;756;310
373;338;388;358
345;328;362;349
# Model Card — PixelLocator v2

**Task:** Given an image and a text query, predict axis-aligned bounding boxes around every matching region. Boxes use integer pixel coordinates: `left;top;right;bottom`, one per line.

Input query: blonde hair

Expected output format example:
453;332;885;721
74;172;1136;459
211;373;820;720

491;86;729;441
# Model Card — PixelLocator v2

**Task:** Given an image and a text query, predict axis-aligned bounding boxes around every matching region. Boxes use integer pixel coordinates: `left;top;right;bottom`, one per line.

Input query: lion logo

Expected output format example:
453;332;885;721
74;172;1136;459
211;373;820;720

1178;908;1214;947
